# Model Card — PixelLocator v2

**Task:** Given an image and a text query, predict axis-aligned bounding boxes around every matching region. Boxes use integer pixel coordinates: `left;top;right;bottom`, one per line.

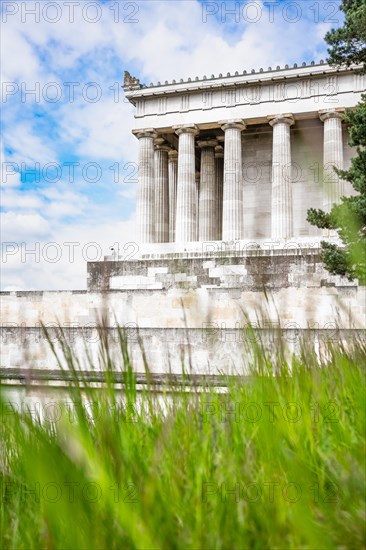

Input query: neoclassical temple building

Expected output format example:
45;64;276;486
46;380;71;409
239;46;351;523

1;62;365;382
124;61;360;247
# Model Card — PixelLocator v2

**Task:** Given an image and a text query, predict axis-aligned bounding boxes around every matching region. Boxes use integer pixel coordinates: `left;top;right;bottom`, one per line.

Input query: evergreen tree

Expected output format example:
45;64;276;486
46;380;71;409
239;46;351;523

325;0;366;71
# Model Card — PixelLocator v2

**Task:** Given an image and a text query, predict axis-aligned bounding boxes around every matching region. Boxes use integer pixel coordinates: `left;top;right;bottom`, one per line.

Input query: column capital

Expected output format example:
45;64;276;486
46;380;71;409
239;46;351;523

154;137;171;152
267;114;294;127
219;119;246;131
168;149;178;161
132;128;157;139
197;138;218;149
173;124;198;136
214;145;224;158
319;108;345;122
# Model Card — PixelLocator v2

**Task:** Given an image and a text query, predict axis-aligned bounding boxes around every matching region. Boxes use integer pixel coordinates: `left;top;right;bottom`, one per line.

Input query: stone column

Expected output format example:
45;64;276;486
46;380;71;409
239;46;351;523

168;149;178;242
173;124;198;242
219;120;246;240
154;138;170;243
198;139;217;241
195;172;200;241
319;109;345;212
268;114;294;240
215;145;224;240
133;128;157;243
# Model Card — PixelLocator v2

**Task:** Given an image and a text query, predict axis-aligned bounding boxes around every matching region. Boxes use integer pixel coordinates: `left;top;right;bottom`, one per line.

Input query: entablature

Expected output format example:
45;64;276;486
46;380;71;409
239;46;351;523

124;62;363;102
124;64;365;132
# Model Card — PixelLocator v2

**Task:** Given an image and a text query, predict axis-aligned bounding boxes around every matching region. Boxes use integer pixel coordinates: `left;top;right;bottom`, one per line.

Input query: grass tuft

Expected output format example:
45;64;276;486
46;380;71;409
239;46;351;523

0;329;365;549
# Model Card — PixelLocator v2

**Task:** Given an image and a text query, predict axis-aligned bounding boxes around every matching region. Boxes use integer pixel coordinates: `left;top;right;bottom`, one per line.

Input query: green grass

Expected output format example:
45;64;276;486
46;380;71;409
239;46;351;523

0;330;365;549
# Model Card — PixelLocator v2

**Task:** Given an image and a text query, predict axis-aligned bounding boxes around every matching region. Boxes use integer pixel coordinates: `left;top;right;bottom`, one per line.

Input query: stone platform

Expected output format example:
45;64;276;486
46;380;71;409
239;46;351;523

1;245;365;379
88;240;344;292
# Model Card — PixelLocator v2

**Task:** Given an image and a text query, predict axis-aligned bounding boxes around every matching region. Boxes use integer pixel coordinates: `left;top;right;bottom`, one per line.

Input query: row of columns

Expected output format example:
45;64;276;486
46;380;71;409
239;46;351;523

134;109;344;243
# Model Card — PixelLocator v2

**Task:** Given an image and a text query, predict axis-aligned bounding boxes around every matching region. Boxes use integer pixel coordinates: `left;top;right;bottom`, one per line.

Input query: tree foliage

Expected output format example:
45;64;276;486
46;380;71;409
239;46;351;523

326;0;366;72
307;0;366;284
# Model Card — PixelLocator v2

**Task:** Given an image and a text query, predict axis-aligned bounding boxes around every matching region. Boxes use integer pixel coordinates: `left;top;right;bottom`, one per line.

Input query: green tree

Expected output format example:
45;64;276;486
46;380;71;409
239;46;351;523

307;0;366;284
325;0;366;71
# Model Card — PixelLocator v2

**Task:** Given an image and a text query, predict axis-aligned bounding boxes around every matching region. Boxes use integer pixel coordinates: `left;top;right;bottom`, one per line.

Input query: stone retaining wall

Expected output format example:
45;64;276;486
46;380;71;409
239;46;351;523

1;251;364;374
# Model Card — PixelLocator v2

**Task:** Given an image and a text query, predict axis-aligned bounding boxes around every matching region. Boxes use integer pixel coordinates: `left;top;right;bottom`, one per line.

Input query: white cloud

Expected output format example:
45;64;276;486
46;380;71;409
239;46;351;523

1;188;44;209
1;211;51;241
111;0;330;82
2;122;57;166
57;98;137;162
1;25;43;82
0;141;22;187
1;217;137;291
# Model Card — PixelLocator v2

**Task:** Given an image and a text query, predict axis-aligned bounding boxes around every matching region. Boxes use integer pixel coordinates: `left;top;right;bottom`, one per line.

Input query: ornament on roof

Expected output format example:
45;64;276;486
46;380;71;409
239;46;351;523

123;71;141;90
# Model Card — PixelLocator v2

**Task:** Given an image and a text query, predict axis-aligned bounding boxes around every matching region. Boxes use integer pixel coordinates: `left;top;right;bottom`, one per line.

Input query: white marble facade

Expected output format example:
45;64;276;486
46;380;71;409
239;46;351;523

125;63;365;244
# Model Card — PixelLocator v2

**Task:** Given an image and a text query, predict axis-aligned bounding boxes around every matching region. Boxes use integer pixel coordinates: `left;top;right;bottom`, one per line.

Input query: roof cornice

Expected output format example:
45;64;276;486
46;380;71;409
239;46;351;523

123;62;360;104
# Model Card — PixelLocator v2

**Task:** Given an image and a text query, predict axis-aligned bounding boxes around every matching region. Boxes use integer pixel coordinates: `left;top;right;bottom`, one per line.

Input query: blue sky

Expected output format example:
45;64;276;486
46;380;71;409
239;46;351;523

1;0;343;290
